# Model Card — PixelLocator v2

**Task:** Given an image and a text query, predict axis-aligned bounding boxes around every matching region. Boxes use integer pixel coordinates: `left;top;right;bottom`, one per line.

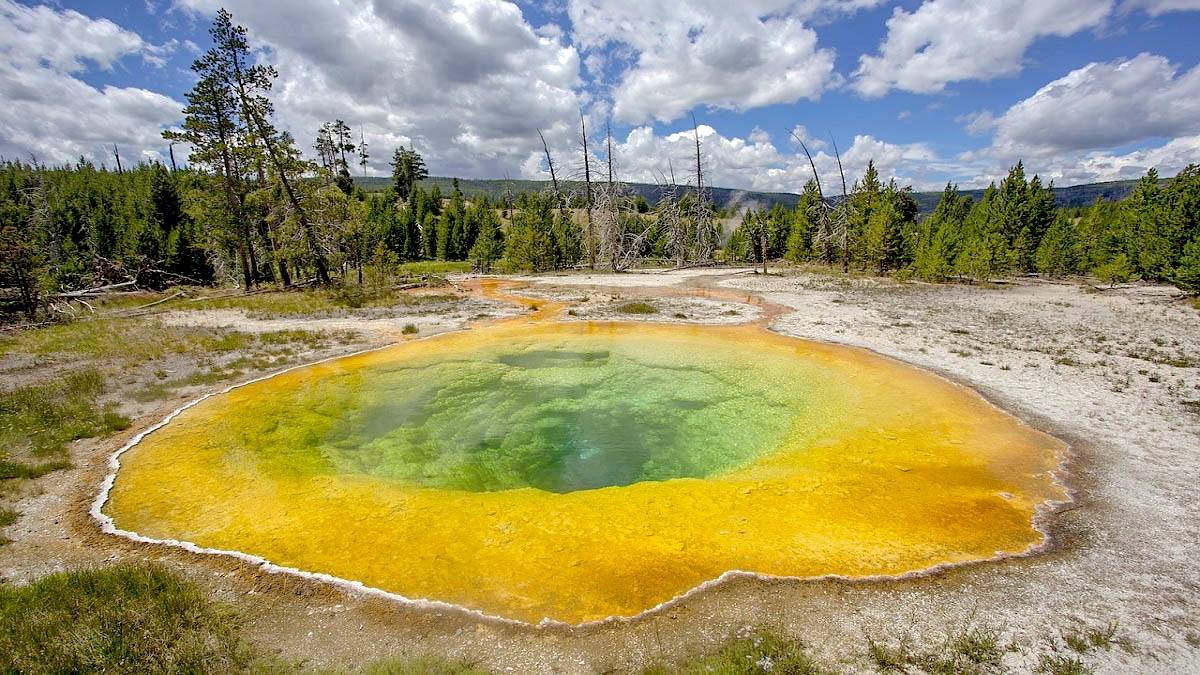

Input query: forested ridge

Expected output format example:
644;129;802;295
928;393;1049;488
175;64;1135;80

725;161;1200;289
2;9;1198;320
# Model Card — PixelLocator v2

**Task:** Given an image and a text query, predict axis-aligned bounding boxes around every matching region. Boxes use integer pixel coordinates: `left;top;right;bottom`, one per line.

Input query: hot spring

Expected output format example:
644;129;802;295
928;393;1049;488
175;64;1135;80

100;310;1068;625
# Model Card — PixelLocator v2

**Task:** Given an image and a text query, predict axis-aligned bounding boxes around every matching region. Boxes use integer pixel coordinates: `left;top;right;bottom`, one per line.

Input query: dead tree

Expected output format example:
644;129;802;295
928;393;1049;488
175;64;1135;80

657;162;689;269
580;111;596;270
689;114;716;263
598;122;623;271
537;128;563;216
831;137;852;274
112;145;124;174
790;129;837;267
593;123;652;272
168;143;178;172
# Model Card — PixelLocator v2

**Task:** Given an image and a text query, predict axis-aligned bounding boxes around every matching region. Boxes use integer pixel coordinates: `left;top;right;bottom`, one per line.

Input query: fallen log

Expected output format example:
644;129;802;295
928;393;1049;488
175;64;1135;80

54;281;136;298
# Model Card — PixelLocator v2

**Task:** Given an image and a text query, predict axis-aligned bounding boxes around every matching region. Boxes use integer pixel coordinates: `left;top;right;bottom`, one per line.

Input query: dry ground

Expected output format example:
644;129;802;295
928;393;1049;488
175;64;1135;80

2;269;1198;673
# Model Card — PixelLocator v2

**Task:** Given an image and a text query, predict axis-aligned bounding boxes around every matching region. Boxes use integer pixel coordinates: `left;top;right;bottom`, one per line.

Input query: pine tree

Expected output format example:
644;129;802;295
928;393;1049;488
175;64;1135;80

1127;169;1172;279
391;147;428;202
469;207;504;273
1035;212;1080;277
955;184;1007;282
911;184;971;281
848;160;882;268
785;179;820;262
163;34;255;288
1174;235;1200;292
207;9;330;284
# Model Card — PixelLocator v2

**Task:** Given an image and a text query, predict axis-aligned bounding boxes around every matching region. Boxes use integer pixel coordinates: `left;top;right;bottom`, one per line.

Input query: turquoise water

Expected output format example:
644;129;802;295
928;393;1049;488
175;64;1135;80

268;331;842;493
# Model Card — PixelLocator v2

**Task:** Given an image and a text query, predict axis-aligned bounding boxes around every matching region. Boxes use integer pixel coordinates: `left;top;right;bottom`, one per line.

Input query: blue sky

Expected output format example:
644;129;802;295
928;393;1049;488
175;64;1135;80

2;0;1199;191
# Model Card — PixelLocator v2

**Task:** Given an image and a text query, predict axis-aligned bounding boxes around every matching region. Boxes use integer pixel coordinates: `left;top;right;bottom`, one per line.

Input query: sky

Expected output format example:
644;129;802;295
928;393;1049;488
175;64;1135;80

1;0;1199;192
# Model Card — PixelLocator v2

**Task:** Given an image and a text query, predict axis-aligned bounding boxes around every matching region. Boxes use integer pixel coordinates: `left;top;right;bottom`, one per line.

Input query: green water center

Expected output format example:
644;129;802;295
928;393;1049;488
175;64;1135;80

252;329;845;493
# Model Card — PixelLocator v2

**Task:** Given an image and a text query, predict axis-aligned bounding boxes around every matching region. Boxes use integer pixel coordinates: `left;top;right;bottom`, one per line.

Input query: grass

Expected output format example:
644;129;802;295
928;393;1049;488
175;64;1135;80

645;629;829;674
128;329;354;403
0;368;129;462
0;565;255;673
0;317;261;365
1035;653;1091;675
866;625;1007;674
402;323;419;335
190;286;461;319
1061;622;1131;655
0;563;491;673
0;507;15;546
616;301;659;315
0;458;71;481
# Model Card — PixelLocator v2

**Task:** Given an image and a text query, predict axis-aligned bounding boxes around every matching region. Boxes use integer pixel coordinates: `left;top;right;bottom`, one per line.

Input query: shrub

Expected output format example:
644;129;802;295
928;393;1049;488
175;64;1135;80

616;301;658;314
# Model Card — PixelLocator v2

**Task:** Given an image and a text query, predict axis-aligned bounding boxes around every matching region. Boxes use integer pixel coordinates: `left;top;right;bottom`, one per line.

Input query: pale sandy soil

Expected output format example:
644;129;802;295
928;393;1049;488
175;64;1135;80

2;269;1198;673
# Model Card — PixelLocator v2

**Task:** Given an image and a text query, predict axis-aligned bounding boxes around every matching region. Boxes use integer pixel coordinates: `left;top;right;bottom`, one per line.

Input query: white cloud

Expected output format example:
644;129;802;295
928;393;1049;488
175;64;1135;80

176;0;584;177
560;124;950;193
566;1;865;124
1062;135;1200;182
853;0;1113;97
788;124;827;152
965;135;1200;188
1120;0;1200;14
989;54;1200;157
957;111;997;135
0;0;182;165
951;54;1200;188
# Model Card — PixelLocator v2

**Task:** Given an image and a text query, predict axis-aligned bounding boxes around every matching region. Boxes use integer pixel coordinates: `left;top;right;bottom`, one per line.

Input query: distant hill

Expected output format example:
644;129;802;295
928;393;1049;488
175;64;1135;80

908;178;1154;216
354;175;1153;218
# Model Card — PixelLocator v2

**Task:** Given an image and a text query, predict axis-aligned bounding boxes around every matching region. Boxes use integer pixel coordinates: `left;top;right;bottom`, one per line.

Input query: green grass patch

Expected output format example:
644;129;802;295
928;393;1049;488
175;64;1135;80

402;323;419;335
866;625;1007;674
0;369;129;470
0;507;16;546
615;301;659;315
130;330;351;404
1035;653;1091;675
189;286;461;319
0;565;254;673
0;459;72;481
645;629;829;674
0;318;265;366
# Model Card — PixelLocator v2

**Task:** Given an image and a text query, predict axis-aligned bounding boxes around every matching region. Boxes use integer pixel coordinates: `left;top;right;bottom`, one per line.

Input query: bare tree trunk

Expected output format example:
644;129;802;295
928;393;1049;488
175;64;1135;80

168;143;178;172
606;122;619;272
832;138;851;274
113;145;123;174
537;128;562;216
580;112;595;270
667;158;684;268
791;130;834;267
606;122;614;186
